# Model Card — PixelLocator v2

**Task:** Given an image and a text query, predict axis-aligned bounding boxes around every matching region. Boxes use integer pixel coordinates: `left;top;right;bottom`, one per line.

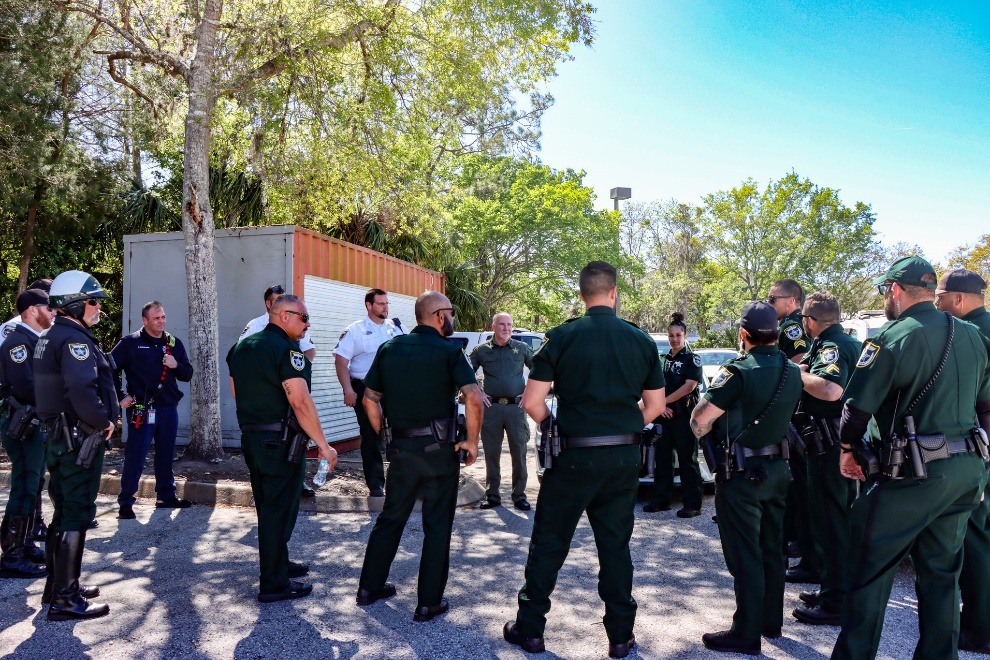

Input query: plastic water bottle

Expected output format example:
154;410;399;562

312;458;330;487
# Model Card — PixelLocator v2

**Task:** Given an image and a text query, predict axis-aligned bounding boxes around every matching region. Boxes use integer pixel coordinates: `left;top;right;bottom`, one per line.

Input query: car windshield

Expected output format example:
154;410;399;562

654;339;670;355
697;351;737;366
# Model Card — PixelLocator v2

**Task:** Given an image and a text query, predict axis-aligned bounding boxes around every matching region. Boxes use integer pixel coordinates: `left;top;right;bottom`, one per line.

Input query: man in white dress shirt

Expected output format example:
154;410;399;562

239;285;316;361
333;289;404;497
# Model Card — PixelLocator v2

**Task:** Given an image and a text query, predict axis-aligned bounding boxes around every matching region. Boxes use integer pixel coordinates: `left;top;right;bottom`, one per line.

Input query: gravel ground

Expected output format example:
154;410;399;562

0;423;978;659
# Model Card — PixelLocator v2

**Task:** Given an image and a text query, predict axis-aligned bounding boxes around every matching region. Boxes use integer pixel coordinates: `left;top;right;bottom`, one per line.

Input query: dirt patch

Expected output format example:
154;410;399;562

1;444;370;497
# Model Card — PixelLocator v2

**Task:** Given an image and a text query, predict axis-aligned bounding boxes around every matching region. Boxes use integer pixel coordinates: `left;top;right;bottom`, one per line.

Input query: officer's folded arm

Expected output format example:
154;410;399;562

640;388;666;425
282;376;338;471
521;378;552;424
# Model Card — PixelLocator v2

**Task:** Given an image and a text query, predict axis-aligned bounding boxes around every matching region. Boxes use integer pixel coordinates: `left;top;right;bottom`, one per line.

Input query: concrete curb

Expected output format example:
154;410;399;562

0;469;486;514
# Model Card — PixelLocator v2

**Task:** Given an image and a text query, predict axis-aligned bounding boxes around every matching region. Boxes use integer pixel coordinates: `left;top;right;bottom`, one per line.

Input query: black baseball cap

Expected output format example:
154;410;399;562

739;301;778;334
264;284;285;301
936;268;987;295
27;278;53;293
16;288;50;314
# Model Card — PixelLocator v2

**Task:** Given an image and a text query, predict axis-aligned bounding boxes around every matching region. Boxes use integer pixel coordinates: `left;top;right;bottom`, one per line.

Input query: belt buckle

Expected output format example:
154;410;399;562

497;397;510;405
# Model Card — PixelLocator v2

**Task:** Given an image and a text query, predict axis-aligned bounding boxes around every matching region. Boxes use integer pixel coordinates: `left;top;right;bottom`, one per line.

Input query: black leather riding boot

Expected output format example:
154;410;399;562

46;530;109;621
42;525;100;604
1;515;47;578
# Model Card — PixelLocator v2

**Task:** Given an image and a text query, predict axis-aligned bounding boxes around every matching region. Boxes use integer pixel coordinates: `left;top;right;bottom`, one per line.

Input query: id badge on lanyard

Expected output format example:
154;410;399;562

147;408;156;425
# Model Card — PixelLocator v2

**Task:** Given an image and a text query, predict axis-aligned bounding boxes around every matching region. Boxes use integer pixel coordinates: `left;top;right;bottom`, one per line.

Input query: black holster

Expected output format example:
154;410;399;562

972;428;990;463
537;416;560;470
6;397;38;442
852;435;881;478
429;415;467;462
74;421;104;469
281;410;309;463
701;434;733;482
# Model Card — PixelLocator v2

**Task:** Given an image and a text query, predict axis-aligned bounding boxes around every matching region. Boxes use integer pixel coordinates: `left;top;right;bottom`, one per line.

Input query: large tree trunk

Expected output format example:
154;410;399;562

182;0;224;461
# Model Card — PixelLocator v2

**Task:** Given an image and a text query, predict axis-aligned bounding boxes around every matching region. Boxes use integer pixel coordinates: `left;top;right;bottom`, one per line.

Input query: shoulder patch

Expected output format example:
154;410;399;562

785;325;803;341
9;344;28;363
856;342;880;368
289;350;306;371
338;330;348;340
710;367;733;389
819;347;839;365
68;343;91;361
1;325;13;339
693;354;702;367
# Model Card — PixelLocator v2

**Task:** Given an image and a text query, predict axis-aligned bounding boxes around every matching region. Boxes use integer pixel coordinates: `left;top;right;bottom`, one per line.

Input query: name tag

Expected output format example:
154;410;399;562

147;408;156;425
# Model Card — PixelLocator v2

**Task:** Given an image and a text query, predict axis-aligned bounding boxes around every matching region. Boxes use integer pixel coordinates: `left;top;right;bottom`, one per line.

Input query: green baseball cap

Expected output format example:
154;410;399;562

872;256;936;289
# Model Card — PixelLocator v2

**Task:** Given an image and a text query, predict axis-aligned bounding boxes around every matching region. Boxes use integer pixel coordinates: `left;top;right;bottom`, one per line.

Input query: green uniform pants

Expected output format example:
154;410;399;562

241;433;304;595
960;479;990;636
351;379;385;491
652;414;703;510
785;450;819;571
359;437;459;608
714;456;791;642
480;402;530;503
832;453;987;660
45;430;105;532
806;440;857;611
1;422;46;518
515;444;641;644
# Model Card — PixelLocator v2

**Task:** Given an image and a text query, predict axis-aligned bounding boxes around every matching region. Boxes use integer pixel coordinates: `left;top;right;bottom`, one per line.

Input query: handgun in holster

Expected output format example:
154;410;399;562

538;415;560;470
5;397;38;442
380;417;393;455
281;409;309;463
74;420;105;469
429;415;468;463
903;416;927;479
455;413;468;463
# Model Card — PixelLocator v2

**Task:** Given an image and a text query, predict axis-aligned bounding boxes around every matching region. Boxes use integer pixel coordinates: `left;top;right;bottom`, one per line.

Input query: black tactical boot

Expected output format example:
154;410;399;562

47;531;109;621
42;526;100;604
0;515;47;578
22;514;45;564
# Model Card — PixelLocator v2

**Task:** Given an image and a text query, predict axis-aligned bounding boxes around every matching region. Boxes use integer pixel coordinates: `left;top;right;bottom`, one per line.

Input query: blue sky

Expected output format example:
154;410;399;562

535;0;989;262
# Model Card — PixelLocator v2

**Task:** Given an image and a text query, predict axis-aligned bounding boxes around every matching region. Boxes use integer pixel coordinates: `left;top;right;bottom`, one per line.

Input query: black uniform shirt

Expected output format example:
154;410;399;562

662;347;703;396
530;306;664;437
364;325;477;429
111;328;193;407
34;316;119;430
0;324;42;404
227;323;311;427
779;310;809;359
800;323;861;419
705;345;803;449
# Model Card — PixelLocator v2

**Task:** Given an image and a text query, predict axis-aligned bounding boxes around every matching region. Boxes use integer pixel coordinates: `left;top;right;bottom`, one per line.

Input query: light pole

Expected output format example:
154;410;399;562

610;187;631;211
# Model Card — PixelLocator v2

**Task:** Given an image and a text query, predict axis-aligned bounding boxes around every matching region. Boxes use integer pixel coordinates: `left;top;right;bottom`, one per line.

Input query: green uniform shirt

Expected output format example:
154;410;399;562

226;324;311;425
844;302;990;439
705;345;803;449
964;306;990;341
779;310;810;359
468;338;534;399
800;323;862;418
661;347;703;396
529;306;664;437
364;325;477;429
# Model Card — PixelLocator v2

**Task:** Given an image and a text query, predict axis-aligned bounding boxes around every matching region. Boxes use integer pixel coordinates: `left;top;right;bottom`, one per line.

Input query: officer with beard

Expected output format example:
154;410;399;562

33;270;117;620
356;291;483;623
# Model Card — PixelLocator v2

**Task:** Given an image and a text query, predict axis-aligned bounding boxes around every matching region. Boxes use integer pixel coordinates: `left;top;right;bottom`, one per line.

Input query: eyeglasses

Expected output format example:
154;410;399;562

877;281;894;296
798;313;817;321
433;307;455;318
268;285;284;295
284;310;310;323
766;295;792;304
86;299;101;307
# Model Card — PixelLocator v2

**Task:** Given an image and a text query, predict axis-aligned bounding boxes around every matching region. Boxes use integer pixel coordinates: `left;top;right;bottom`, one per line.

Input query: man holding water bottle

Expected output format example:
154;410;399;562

227;294;337;603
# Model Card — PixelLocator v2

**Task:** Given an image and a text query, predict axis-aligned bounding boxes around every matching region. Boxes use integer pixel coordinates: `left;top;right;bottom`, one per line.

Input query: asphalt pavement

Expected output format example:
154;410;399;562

0;434;974;660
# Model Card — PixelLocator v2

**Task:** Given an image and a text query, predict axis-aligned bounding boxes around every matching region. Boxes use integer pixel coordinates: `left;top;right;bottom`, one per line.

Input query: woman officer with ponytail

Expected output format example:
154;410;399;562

644;313;704;518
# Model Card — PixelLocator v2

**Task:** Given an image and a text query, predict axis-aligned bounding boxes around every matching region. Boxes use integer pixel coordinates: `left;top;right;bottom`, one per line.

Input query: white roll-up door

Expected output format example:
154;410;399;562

303;275;417;443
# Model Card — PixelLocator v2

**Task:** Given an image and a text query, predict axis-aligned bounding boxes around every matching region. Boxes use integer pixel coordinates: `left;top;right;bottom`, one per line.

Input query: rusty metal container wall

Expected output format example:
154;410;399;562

292;227;445;297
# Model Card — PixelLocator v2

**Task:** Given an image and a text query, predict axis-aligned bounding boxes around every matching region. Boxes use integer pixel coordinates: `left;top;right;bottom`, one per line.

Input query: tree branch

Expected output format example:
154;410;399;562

104;53;159;118
221;0;401;97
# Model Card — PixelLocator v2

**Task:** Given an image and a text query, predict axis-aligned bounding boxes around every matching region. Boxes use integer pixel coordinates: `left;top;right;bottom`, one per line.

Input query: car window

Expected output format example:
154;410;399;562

698;352;736;366
448;337;470;350
654;340;670;355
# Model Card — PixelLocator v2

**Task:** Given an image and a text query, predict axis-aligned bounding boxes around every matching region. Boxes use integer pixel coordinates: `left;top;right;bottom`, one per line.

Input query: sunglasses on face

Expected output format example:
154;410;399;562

86;299;101;307
284;310;310;323
877;282;893;296
433;307;455;318
766;295;792;304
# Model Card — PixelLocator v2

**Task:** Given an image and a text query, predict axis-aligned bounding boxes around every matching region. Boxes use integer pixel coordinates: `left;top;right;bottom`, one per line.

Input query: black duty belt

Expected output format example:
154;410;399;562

918;435;975;458
492;397;519;405
392;426;433;439
560;434;639;449
742;443;783;458
240;423;282;433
